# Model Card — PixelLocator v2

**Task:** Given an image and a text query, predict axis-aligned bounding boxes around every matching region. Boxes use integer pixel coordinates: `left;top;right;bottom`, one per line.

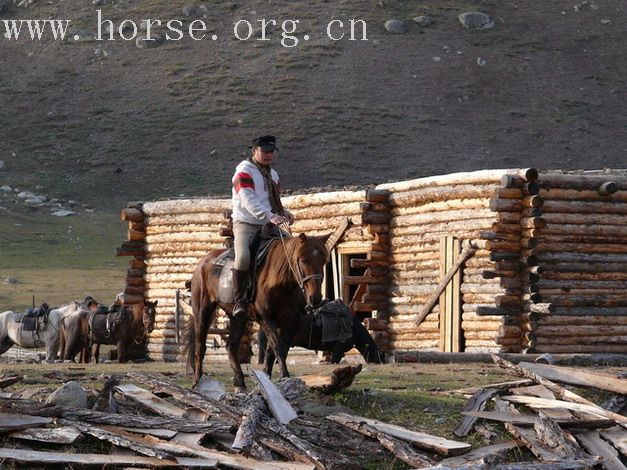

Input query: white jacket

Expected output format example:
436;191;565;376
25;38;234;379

231;159;280;225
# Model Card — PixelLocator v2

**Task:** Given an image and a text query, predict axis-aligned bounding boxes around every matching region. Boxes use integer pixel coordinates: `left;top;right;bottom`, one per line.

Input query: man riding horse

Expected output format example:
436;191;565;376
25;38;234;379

231;135;294;319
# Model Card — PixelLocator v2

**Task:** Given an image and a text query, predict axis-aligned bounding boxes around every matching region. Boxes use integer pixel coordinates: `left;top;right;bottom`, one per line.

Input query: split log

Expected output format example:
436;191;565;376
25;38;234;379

0;448;219;468
432;441;519;468
533;412;588;460
502;396;627;426
453;388;499;437
298;365;363;394
9;426;82;445
576;430;625;470
326;413;434;467
415;241;475;326
461;411;613;429
232;394;265;453
0;412;52;432
600;427;627;457
327;412;471;455
515;362;627;395
59;419;171;459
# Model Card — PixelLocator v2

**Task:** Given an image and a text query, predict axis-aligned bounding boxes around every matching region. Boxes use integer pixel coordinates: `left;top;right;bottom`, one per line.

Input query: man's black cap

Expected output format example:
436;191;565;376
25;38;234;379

251;135;278;151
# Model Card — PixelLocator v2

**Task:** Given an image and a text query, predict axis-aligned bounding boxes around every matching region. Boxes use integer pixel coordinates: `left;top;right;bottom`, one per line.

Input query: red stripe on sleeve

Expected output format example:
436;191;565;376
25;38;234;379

233;172;254;192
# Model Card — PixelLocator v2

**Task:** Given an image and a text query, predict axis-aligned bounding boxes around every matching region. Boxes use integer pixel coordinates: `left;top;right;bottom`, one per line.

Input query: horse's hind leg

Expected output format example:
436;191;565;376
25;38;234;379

193;301;216;385
227;313;248;391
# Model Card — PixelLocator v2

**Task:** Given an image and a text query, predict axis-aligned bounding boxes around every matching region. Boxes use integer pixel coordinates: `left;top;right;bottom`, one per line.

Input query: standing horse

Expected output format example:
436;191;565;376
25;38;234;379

258;311;383;367
0;302;83;361
187;232;329;390
62;301;157;363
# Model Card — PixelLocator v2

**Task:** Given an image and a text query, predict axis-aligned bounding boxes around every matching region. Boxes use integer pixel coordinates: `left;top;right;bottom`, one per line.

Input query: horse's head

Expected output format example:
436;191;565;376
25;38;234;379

293;232;329;308
142;300;158;334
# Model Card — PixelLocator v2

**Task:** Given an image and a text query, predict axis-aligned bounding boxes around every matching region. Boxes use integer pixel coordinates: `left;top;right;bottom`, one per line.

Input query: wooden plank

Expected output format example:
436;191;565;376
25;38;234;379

518;362;627;395
576;430;626;470
436;441;519;467
422;459;603;470
454;388;499;437
0;412;52;432
511;385;575;421
451;238;462;352
421;239;475;328
0;376;22;389
439;235;448;352
533;412;588;460
502;396;627;425
114;383;186;418
9;426;82;444
325;217;352;253
600;427;627;457
0;447;217;468
325;412;435;467
327;412;471;456
492;355;627;426
250;369;297;425
462;411;614;429
442;379;533;396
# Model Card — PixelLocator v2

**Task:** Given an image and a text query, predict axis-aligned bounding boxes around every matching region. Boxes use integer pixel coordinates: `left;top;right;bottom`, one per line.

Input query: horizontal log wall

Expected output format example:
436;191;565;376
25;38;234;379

126;191;378;361
526;171;627;353
378;169;537;353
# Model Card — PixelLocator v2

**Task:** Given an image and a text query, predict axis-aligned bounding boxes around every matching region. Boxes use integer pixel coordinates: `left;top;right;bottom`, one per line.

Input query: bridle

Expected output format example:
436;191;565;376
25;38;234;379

278;229;323;305
133;305;154;345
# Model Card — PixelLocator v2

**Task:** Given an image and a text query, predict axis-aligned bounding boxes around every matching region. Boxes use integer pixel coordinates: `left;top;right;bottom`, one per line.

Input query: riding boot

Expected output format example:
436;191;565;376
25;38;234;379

232;268;250;320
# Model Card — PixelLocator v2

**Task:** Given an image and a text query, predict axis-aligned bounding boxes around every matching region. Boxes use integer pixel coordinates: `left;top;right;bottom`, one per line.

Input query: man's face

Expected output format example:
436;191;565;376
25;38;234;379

252;146;274;166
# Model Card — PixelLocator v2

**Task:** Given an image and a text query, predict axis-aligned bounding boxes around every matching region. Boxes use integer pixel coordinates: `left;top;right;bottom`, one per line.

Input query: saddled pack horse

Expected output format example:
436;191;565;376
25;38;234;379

257;300;383;368
0;302;84;361
187;230;330;390
61;301;157;363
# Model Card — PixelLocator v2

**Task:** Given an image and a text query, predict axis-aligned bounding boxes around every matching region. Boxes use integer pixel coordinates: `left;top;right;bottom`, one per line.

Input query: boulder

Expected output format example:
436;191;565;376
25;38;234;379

182;4;209;18
51;210;77;217
384;19;406;34
458;12;495;30
45;381;88;409
0;185;12;192
0;160;5;169
412;15;433;27
17;191;36;199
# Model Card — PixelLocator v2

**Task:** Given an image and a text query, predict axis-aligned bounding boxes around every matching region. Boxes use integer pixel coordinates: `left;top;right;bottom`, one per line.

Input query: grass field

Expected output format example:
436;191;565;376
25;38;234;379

0;208;127;310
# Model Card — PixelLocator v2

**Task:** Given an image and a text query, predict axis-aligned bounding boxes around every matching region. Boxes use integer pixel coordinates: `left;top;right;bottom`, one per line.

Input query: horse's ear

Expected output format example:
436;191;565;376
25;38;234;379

298;233;307;242
154;300;158;306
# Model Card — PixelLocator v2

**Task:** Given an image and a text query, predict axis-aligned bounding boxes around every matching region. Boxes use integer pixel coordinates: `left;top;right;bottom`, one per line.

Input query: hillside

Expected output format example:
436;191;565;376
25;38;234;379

0;0;626;211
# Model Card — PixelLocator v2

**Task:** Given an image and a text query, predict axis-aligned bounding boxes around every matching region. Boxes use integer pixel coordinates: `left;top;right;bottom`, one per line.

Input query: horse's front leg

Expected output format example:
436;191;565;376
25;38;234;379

117;340;126;363
263;340;276;378
258;317;289;379
46;337;60;362
226;313;248;392
93;343;100;364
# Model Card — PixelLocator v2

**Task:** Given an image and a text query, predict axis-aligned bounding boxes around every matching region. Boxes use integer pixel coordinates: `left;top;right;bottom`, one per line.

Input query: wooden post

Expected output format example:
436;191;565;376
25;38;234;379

439;236;464;352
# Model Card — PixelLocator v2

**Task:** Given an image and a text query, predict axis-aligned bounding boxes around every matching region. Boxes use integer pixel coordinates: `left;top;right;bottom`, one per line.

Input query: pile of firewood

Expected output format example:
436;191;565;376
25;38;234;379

0;358;625;469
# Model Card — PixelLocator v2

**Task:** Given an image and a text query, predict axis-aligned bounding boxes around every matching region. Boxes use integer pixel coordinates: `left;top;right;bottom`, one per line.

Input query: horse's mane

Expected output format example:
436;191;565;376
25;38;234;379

266;235;328;287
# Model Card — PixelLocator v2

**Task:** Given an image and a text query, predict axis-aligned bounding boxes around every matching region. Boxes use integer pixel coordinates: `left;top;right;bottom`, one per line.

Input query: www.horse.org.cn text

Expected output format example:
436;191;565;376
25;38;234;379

2;10;368;47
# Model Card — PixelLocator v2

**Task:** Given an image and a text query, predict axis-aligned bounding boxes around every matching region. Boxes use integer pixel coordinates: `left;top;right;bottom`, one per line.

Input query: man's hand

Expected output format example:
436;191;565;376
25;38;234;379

270;214;288;225
285;210;295;226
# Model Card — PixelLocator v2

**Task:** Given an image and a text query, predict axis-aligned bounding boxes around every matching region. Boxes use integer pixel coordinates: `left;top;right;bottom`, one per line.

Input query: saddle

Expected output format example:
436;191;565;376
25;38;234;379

20;304;50;333
213;224;288;305
89;305;127;343
310;299;353;344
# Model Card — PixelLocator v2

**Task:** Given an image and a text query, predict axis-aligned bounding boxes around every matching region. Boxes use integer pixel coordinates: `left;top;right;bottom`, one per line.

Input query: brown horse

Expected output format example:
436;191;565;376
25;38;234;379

187;231;329;390
61;301;157;363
